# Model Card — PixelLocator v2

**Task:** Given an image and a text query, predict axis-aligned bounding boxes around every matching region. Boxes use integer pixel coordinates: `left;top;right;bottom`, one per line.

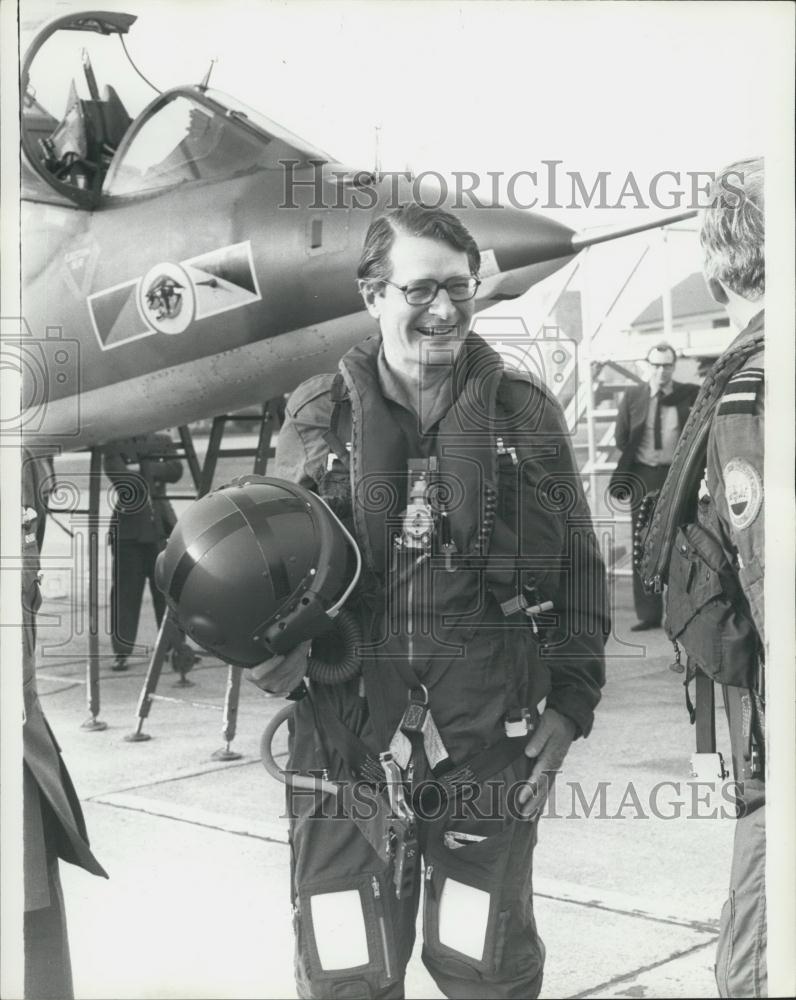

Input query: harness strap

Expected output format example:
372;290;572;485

694;667;717;754
312;690;386;785
312;686;529;809
414;734;529;815
691;664;766;783
323;373;350;463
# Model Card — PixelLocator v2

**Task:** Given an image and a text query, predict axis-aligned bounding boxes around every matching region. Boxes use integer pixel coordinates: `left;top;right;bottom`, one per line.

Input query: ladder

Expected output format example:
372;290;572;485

474;226;697;576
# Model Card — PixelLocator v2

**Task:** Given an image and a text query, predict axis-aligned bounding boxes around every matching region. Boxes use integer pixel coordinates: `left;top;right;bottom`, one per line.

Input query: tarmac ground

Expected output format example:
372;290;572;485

22;443;739;999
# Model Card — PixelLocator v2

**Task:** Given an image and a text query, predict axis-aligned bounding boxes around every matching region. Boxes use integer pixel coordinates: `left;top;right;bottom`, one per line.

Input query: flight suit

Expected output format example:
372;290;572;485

704;313;766;998
103;433;182;661
22;456;108;999
274;333;608;999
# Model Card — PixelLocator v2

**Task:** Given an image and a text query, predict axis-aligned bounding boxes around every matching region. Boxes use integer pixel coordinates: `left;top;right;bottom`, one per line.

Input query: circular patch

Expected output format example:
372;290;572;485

723;458;762;530
138;262;195;335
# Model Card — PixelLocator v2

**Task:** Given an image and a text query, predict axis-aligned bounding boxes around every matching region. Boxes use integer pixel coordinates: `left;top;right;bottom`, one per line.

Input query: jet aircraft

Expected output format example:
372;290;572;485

13;7;704;732
17;9;695;455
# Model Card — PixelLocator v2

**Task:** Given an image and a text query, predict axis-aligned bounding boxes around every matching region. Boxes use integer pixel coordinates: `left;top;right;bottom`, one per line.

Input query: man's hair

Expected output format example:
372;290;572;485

357;203;481;284
700;157;764;301
646;342;676;364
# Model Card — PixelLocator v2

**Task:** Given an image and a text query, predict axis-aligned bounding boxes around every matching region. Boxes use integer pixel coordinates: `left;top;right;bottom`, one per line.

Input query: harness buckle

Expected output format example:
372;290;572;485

496;437;518;466
504;708;535;738
400;685;430;735
378;751;413;821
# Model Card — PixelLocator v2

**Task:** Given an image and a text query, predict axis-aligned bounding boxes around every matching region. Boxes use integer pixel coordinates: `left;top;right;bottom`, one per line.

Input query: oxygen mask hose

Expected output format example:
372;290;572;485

305;608;363;685
259;703;339;796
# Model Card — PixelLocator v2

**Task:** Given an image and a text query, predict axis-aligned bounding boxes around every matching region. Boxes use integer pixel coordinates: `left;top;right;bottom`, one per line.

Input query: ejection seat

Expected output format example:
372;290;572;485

39;79;132;192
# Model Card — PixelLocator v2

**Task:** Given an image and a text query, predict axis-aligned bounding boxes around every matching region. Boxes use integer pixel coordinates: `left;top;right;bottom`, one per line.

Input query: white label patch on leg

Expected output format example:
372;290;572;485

310;890;370;970
438;878;490;960
723;458;762;530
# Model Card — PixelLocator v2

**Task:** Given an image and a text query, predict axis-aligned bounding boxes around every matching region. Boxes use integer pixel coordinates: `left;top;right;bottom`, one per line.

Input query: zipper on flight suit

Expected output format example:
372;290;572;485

370;875;393;981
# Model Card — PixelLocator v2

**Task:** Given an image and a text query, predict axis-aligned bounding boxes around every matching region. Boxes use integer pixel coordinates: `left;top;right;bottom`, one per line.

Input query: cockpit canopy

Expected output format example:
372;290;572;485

21;10;334;206
102;89;332;197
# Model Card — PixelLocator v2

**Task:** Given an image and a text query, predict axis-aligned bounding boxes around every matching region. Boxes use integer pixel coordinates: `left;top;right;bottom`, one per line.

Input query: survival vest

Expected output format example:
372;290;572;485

314;334;587;655
638;329;764;688
638;330;765;796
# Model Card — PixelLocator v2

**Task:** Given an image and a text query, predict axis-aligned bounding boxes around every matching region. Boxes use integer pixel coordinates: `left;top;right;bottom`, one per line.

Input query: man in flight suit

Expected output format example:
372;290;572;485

22;450;108;998
103;432;183;671
698;159;766;997
273;204;608;999
611;344;698;630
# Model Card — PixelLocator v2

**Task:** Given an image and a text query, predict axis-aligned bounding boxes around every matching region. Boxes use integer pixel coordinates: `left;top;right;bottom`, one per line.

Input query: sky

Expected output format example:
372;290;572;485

17;0;792;232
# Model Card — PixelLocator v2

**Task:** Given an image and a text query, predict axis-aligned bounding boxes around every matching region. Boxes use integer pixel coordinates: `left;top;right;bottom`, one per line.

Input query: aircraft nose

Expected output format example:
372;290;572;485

462;204;577;303
411;174;578;301
408;173;576;276
465;203;576;273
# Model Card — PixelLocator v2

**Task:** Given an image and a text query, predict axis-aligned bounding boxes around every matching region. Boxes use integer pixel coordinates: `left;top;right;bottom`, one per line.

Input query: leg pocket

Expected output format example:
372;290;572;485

423;825;515;974
297;871;399;995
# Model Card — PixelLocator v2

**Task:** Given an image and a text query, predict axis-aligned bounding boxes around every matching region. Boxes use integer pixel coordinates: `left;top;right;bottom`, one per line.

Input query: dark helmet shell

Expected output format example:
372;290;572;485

155;476;354;667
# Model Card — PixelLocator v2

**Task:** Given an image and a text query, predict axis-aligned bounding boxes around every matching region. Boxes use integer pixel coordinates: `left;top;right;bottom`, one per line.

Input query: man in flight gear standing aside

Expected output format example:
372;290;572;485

696;159;766;998
641;158;766;997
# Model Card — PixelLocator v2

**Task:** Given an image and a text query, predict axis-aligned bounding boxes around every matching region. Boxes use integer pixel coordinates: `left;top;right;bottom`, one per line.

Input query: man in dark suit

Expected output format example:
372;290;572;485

610;343;699;630
22;450;108;999
103;432;183;671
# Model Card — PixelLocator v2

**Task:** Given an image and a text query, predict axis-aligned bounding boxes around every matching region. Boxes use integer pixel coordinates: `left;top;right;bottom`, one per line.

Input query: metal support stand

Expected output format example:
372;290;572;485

127;400;283;752
177;425;202;492
124;608;182;742
211;665;243;761
81;446;107;731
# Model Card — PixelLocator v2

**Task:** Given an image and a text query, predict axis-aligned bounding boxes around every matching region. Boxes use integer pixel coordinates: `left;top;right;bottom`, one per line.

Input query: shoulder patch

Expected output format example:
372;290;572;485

717;367;763;416
286;373;336;417
723;457;762;530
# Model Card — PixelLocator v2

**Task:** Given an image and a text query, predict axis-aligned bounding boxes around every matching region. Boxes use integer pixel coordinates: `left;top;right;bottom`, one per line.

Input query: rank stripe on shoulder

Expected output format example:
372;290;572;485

722;391;757;403
718;365;764;416
718;400;760;416
725;380;762;394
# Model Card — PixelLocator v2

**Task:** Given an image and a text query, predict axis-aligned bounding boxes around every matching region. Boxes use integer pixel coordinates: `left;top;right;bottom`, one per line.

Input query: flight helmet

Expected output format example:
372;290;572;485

155;475;361;669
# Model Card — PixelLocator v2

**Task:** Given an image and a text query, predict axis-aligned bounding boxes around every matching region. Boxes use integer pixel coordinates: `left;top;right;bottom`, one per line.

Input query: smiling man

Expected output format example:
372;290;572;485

273;203;608;999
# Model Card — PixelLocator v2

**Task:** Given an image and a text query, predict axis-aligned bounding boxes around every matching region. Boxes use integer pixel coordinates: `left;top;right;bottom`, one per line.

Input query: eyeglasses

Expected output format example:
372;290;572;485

381;276;481;306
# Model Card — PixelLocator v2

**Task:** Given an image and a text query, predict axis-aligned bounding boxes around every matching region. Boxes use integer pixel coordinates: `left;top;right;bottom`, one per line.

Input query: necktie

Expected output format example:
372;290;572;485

653;391;663;450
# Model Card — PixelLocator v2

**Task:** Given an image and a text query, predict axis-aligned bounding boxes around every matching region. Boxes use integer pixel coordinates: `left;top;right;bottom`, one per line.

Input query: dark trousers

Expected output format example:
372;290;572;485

287;696;544;1000
628;462;670;624
24;858;73;1000
110;540;165;657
